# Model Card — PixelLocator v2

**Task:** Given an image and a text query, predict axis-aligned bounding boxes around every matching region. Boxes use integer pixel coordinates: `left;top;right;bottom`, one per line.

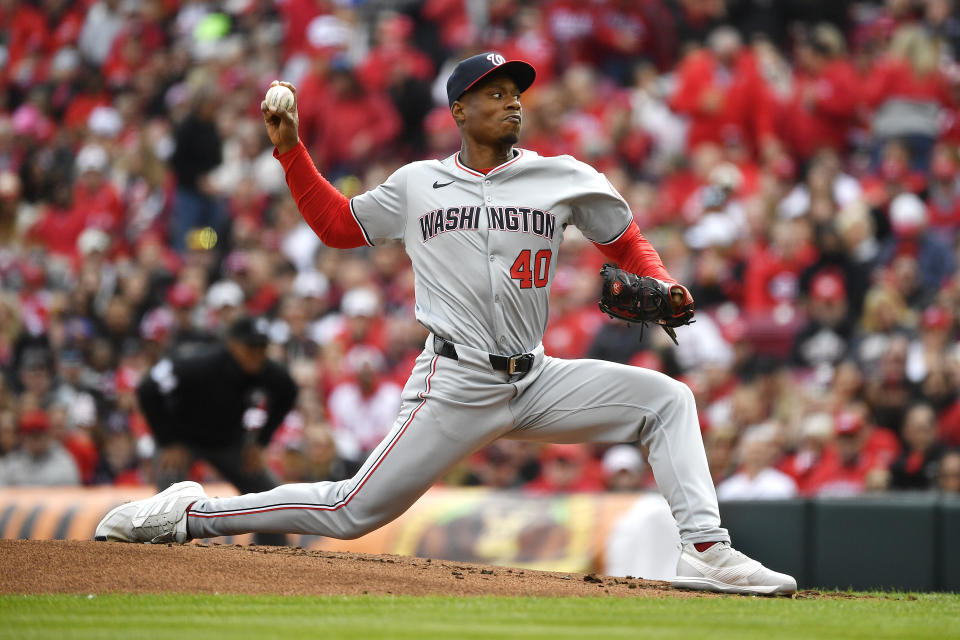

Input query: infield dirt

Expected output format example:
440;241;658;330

0;539;854;599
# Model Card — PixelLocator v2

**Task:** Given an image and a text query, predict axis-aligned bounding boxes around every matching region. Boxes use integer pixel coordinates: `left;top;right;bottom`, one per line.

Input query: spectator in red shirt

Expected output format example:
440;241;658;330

102;29;147;89
499;6;558;86
591;0;660;84
780;413;836;495
421;0;475;53
43;0;85;53
72;144;124;239
62;70;112;132
848;405;902;470
2;1;49;73
25;180;84;259
805;410;892;496
781;24;859;161
357;14;434;94
670;26;777;157
310;64;402;175
275;0;335;59
295;52;334;157
357;14;434;157
743;218;818;313
863;25;955;170
543;0;597;69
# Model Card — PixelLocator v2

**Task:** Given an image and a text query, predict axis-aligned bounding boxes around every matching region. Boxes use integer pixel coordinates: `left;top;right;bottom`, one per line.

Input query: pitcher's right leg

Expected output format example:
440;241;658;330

187;352;511;540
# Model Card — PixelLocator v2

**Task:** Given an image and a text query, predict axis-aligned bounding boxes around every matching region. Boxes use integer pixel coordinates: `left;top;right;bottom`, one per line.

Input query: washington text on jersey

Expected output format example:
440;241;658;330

419;206;557;243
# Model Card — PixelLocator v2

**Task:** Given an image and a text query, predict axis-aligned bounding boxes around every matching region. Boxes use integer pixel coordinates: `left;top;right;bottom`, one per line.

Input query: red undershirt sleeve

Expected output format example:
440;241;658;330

594;222;695;309
274;142;369;249
593;222;676;282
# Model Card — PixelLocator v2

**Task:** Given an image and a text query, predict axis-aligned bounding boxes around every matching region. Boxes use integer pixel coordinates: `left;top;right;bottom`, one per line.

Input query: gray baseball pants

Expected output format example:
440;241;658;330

187;335;729;545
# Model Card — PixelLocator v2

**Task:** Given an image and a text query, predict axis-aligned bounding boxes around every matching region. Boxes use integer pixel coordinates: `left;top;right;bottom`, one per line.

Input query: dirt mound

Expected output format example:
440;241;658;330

1;539;702;598
5;540;865;599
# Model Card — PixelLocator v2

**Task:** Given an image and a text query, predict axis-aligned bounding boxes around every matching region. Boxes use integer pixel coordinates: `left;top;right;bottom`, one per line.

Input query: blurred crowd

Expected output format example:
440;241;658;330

2;0;960;499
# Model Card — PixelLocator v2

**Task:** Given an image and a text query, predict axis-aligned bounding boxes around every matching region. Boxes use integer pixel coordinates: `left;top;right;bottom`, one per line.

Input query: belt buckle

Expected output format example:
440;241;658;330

508;353;534;376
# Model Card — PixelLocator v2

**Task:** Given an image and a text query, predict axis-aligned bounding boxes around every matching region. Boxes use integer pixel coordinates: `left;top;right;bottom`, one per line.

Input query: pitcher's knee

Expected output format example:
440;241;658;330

340;521;379;540
676;378;697;406
332;507;392;539
664;377;697;415
664;378;697;422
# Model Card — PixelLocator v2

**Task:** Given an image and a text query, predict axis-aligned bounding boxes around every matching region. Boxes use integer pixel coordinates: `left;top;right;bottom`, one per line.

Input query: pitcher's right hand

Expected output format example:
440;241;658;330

262;80;300;155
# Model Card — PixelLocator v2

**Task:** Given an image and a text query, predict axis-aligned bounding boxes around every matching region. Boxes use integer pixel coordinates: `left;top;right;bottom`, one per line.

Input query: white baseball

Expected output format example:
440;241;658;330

265;84;295;112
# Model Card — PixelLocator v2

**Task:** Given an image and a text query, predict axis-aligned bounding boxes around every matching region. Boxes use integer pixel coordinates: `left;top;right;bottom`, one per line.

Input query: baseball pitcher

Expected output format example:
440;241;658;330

97;52;796;595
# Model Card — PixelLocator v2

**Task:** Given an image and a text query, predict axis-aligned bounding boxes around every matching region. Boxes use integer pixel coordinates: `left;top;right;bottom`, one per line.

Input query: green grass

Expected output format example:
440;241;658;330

1;593;958;640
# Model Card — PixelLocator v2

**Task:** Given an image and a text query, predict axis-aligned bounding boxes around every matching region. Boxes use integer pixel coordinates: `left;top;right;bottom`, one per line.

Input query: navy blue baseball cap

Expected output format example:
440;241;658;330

228;315;270;346
446;52;536;107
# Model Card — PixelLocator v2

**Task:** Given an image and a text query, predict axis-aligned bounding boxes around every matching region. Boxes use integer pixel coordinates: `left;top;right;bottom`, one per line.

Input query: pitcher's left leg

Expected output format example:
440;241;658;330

509;356;726;544
510;357;796;594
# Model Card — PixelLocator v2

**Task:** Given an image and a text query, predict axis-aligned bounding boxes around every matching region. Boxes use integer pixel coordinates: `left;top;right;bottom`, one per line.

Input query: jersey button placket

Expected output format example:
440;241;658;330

485;180;508;352
485;179;494;261
481;179;507;349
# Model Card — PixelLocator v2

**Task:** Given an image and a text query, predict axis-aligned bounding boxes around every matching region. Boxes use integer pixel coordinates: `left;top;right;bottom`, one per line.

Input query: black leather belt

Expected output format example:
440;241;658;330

433;335;535;378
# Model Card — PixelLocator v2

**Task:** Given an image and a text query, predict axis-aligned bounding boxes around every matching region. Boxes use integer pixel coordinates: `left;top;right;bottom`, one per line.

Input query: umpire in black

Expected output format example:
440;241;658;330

137;315;298;545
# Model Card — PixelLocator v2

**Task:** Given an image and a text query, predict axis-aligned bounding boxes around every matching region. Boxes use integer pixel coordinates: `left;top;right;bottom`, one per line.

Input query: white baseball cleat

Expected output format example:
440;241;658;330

94;481;207;544
672;542;797;596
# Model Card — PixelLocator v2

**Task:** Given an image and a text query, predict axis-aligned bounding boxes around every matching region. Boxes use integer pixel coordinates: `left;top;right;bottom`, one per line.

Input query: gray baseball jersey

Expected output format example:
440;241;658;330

186;149;728;550
350;149;631;354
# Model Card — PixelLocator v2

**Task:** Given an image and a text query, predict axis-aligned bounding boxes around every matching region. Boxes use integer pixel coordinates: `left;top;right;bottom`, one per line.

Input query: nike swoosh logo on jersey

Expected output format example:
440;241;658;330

433;180;454;189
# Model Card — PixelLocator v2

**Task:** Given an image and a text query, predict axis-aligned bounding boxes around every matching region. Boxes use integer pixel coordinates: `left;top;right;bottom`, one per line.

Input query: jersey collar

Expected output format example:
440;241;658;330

452;148;525;178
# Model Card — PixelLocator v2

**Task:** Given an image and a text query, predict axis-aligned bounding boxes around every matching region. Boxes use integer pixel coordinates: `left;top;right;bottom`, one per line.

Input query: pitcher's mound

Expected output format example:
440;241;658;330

1;539;707;598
